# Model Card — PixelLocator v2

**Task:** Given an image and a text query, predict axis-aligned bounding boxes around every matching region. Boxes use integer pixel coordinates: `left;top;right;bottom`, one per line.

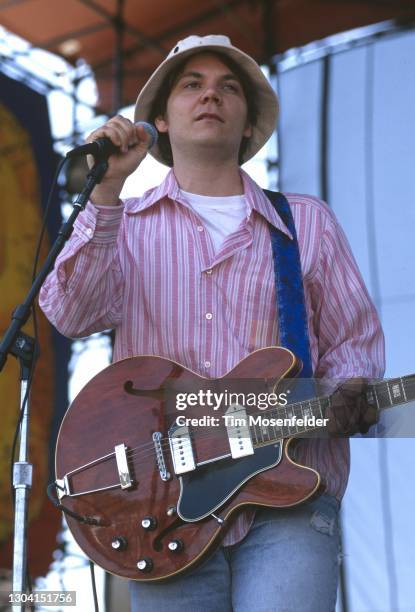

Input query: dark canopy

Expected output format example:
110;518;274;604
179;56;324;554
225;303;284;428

1;0;414;113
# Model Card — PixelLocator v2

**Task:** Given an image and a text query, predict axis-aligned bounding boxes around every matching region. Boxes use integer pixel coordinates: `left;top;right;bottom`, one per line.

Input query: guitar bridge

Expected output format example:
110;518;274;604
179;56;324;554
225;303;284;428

153;432;171;481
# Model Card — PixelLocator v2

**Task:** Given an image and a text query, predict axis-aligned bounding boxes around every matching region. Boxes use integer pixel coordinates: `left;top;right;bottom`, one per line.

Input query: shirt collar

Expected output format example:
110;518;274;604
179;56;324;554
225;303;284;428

124;170;181;214
240;169;293;240
124;168;293;240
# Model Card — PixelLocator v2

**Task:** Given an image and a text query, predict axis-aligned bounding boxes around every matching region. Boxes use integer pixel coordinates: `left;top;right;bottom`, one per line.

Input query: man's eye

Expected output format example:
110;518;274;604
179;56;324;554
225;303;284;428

223;83;238;92
184;81;200;89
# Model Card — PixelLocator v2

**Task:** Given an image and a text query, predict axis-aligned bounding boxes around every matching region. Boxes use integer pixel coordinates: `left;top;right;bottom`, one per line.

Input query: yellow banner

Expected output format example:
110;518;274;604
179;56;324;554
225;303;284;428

0;103;55;543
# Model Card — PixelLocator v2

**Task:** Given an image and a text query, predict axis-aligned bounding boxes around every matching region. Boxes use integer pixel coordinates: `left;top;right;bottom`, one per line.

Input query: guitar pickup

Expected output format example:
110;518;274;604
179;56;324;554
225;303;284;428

114;444;133;489
168;423;196;475
225;404;254;458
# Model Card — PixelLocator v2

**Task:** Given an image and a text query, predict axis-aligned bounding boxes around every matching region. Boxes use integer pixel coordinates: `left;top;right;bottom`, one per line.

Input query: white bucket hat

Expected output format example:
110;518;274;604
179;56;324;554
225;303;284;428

134;34;279;166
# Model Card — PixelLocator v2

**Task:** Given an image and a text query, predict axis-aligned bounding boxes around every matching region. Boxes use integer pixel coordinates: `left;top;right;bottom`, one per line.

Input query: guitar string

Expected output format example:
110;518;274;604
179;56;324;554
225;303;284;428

123;396;332;463
70;396;329;479
76;378;415;476
120;376;415;461
118;377;415;464
102;377;415;462
68;379;415;490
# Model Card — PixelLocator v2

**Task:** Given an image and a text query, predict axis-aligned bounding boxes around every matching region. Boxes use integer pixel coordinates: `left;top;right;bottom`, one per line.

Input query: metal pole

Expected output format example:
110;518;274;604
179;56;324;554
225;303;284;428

12;382;32;610
9;334;37;611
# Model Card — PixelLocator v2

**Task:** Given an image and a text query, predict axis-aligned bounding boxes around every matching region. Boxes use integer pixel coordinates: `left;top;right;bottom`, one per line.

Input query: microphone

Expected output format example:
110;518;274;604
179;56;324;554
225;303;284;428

66;121;158;159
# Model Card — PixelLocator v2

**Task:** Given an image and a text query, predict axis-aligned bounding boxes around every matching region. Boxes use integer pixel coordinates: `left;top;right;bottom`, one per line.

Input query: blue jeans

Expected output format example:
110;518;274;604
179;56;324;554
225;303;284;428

130;494;341;612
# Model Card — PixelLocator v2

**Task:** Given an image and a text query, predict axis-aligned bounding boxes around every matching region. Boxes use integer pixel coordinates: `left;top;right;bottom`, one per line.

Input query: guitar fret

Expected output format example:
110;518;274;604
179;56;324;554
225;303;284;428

270;408;277;441
314;399;324;427
372;385;381;410
387;381;393;406
251;421;258;446
400;377;408;402
285;406;294;436
275;406;285;441
260;413;270;442
302;401;312;422
296;403;304;435
389;379;407;405
255;422;262;445
276;407;286;439
261;419;269;443
366;386;379;409
293;403;302;435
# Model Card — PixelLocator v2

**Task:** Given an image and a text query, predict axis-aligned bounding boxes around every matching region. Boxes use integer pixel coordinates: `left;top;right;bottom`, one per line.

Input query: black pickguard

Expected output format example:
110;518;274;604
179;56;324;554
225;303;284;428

178;443;282;521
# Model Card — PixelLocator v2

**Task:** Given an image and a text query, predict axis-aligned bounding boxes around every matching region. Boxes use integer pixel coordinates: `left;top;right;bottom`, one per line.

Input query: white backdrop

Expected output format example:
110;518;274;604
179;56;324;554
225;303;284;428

277;26;415;612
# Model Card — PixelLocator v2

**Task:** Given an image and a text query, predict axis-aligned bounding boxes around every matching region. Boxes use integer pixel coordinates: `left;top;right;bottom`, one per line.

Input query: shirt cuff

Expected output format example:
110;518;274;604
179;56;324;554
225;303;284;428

73;200;124;244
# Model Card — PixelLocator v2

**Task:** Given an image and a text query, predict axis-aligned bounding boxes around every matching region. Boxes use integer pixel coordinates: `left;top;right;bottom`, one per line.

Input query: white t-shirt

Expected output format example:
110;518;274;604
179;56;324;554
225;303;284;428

180;189;247;252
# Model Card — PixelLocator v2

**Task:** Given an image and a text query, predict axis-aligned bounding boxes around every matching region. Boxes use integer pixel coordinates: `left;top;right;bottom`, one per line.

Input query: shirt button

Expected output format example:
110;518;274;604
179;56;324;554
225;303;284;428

197;226;204;232
205;269;212;275
205;313;213;320
204;361;211;368
86;228;93;237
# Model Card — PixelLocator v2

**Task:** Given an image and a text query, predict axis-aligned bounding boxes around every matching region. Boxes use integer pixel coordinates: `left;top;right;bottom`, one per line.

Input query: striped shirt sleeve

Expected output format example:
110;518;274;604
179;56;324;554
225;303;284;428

39;202;125;338
306;202;385;382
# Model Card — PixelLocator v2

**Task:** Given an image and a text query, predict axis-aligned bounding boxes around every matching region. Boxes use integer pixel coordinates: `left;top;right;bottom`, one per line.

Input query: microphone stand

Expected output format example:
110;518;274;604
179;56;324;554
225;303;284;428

0;157;109;610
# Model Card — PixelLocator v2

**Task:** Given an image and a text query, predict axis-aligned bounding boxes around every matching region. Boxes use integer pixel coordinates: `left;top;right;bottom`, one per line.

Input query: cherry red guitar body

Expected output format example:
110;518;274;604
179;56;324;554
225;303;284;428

55;346;324;581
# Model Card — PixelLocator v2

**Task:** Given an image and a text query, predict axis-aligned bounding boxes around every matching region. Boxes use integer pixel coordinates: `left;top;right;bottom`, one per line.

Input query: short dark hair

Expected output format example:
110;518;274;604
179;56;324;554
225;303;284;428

149;51;259;166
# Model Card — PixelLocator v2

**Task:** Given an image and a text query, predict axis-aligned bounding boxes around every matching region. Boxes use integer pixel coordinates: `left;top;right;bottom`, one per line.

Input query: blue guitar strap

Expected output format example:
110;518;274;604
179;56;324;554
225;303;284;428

263;190;314;396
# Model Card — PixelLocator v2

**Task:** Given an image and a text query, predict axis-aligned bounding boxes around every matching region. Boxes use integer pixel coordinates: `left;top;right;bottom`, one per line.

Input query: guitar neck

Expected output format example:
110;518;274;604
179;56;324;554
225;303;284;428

367;374;415;411
250;374;415;446
250;395;331;445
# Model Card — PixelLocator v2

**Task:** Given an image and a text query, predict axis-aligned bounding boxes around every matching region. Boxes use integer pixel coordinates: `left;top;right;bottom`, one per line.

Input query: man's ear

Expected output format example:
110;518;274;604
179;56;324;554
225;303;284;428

155;115;169;133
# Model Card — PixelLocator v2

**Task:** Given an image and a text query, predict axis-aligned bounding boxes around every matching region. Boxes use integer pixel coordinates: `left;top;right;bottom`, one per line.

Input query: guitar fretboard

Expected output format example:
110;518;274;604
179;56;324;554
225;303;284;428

250;396;331;446
367;374;415;411
249;374;415;446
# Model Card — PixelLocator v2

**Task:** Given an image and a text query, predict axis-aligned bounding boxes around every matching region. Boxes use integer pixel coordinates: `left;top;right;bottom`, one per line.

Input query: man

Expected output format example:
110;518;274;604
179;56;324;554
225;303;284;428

40;35;384;611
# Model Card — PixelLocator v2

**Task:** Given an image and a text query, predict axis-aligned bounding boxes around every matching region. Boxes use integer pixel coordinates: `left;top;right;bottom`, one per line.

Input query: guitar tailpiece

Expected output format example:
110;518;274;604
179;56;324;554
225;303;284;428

47;482;101;526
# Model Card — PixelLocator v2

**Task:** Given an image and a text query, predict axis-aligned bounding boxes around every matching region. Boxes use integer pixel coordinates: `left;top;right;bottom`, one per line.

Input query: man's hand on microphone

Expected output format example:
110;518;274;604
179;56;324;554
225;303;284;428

87;116;153;206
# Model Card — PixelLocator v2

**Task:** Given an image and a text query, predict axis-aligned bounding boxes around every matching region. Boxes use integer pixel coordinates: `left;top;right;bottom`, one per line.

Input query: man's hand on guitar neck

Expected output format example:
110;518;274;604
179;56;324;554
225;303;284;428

327;377;378;436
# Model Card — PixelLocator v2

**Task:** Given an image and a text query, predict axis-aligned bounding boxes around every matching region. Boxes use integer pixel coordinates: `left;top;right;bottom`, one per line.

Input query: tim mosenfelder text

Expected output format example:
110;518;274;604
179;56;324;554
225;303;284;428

175;414;329;428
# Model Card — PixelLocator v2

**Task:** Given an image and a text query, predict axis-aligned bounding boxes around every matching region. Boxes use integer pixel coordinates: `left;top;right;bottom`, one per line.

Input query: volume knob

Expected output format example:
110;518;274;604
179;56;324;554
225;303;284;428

168;539;184;553
111;536;127;551
137;558;154;573
141;516;158;530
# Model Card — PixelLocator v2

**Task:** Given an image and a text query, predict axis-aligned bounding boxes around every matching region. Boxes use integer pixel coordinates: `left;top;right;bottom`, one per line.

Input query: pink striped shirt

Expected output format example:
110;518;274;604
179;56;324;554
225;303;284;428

39;169;385;545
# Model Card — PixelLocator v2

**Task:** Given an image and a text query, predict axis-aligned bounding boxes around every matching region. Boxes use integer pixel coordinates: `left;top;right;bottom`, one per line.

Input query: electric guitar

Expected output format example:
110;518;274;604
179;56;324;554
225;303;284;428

53;346;414;581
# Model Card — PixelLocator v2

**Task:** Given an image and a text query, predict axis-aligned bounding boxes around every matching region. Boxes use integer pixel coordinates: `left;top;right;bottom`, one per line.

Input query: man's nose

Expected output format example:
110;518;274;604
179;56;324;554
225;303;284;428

200;87;221;104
